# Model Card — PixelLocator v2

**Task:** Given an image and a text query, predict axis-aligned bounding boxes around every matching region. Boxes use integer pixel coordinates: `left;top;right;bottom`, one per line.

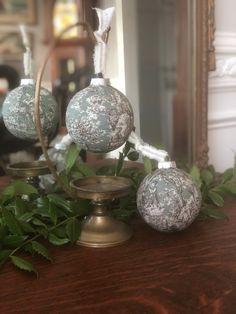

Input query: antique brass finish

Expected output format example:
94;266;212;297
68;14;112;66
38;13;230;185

71;176;133;248
6;161;51;188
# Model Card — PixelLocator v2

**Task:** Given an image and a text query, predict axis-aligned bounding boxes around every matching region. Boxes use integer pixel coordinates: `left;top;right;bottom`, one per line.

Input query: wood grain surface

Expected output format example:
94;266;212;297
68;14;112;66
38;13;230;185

0;177;236;313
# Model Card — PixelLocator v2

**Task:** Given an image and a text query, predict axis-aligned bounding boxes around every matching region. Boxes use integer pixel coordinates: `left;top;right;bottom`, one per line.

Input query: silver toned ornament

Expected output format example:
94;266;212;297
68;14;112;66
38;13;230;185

66;78;134;153
2;79;58;140
137;164;202;232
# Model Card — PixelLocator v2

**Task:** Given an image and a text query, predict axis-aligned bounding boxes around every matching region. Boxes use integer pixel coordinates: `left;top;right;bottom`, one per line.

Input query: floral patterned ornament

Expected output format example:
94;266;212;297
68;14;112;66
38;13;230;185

2;79;58;140
137;166;202;232
66;79;134;153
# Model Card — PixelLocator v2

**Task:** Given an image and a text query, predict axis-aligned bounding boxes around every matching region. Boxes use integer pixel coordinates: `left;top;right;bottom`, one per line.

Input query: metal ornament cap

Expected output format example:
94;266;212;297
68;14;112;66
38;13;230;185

158;161;176;169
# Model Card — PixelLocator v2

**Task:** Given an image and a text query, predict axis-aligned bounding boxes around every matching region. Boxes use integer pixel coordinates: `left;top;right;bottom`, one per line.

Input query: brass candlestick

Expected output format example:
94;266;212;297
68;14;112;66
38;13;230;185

71;176;133;248
6;160;51;188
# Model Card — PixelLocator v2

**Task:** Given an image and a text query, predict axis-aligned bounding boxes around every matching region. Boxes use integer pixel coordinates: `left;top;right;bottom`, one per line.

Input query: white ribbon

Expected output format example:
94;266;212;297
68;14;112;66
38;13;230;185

19;24;33;78
93;7;115;75
128;131;169;162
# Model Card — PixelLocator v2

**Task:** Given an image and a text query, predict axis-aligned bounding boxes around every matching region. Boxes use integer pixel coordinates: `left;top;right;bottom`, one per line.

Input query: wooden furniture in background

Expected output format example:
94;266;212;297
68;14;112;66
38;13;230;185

0;176;236;313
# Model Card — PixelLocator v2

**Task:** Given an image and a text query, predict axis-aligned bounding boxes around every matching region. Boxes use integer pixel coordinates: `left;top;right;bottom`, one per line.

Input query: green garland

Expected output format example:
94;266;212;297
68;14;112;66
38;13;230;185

0;142;236;276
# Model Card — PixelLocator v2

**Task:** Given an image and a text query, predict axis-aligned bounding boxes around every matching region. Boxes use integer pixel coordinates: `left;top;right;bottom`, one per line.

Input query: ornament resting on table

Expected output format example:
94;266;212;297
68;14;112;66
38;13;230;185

137;161;202;232
128;133;202;232
2;25;58;140
66;7;134;153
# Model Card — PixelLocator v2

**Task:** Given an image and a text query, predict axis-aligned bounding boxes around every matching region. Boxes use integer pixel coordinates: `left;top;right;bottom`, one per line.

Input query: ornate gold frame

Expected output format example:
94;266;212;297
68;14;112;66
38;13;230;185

0;0;36;24
193;0;215;168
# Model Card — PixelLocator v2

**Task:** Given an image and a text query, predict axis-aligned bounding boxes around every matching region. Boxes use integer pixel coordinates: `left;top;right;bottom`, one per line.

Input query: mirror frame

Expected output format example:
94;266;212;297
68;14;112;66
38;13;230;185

194;0;215;168
41;0;215;168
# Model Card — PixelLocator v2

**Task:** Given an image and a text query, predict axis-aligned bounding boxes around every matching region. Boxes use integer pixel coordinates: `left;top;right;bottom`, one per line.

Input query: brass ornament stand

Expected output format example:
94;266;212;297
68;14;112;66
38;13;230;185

6;160;50;188
34;22;133;247
71;176;133;248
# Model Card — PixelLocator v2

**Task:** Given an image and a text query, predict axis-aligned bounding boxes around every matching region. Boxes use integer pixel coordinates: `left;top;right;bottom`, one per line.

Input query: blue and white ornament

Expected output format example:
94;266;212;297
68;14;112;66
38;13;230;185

137;162;202;232
66;78;134;152
66;7;133;153
2;79;58;140
2;26;58;140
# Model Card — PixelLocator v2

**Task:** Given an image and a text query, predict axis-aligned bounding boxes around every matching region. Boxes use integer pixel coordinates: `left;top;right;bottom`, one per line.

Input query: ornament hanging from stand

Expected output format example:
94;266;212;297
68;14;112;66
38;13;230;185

2;25;58;140
66;8;134;153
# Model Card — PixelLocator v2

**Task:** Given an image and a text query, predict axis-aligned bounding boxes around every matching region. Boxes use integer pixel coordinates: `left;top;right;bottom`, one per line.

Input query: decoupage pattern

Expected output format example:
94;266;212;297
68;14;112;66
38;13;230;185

3;84;58;140
66;85;134;153
137;168;202;232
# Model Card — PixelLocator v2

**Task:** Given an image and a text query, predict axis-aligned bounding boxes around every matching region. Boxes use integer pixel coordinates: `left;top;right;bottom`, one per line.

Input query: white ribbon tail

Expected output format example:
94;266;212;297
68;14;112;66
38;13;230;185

128;131;169;162
19;24;33;78
93;7;115;75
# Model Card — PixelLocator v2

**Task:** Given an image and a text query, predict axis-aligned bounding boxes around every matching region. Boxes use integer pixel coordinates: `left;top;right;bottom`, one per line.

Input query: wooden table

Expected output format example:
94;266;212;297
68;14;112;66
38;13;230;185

1;177;236;313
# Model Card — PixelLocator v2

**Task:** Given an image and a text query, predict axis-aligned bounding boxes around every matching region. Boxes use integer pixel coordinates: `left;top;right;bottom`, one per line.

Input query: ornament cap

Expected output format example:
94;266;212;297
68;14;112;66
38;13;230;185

158;161;176;169
20;78;34;86
90;78;110;86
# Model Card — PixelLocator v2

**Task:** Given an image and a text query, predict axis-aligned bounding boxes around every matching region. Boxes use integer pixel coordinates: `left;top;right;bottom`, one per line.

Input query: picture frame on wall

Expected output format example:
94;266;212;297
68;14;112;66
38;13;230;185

0;32;33;60
0;0;36;24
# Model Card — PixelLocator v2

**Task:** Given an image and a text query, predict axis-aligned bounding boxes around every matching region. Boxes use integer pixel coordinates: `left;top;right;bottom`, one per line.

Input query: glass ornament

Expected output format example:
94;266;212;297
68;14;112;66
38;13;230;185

66;79;134;153
137;167;202;232
2;79;58;140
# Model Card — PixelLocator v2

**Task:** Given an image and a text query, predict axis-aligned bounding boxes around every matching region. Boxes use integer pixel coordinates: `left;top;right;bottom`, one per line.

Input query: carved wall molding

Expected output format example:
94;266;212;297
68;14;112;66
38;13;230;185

213;32;236;54
209;32;236;80
208;111;236;130
208;78;236;93
209;57;236;78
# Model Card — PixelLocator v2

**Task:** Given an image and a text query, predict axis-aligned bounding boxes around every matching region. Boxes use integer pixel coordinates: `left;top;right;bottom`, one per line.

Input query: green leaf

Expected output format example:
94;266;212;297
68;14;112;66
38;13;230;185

201;169;213;186
37;196;50;208
66;218;81;243
48;233;70;246
0;250;11;267
57;175;71;191
19;212;35;222
2;207;23;235
47;194;72;211
123;141;133;156
18;221;36;234
1;185;15;198
201;206;228;220
143;157;152;175
49;202;58;225
15;198;25;216
65;143;80;173
10;256;38;276
69;199;91;216
96;165;116;176
22;243;35;254
32;218;48;229
221;168;234;183
190;165;202;187
208;191;224;207
36;228;48;238
52;226;67;238
2;181;38;197
222;182;236;196
31;241;52;262
76;163;96;177
127;151;139;161
0;225;8;239
2;235;26;248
